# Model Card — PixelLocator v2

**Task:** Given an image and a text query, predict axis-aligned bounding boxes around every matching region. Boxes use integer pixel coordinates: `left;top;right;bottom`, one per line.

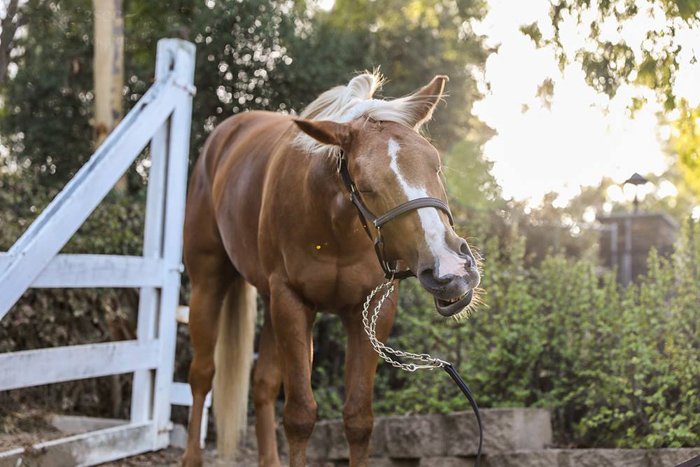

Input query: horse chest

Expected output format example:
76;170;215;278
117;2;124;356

284;250;384;310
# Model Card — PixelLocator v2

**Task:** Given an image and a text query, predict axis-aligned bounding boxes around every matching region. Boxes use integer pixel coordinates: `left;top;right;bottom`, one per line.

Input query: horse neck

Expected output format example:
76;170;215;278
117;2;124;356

304;153;366;243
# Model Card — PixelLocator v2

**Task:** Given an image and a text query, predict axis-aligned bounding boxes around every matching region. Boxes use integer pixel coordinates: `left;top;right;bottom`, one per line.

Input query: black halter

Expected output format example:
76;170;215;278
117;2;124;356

337;150;454;280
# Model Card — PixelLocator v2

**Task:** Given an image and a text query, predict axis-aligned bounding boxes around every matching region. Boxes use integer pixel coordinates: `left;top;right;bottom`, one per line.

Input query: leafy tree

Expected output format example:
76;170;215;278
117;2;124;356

671;102;700;198
444;136;501;210
0;0;21;84
524;0;700;110
0;0;95;188
307;0;491;150
1;0;492;189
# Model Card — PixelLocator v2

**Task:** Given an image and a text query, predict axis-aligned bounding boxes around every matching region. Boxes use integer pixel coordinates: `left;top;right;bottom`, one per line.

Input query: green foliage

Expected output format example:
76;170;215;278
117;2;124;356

312;220;700;448
0;0;95;188
1;0;489;187
672;102;700;198
2;0;697;450
315;0;490;149
543;0;700;109
444;137;501;212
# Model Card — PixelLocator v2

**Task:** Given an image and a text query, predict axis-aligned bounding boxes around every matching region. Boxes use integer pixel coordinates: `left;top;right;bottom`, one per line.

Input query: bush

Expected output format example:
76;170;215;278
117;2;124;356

357;221;699;448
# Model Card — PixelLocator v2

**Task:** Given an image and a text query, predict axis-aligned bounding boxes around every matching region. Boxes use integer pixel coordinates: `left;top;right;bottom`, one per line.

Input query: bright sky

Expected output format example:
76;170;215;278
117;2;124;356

471;1;700;205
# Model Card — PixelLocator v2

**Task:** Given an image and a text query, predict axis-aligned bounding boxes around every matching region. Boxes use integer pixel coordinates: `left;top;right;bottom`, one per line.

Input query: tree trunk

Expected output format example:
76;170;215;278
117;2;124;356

93;0;125;191
93;0;129;415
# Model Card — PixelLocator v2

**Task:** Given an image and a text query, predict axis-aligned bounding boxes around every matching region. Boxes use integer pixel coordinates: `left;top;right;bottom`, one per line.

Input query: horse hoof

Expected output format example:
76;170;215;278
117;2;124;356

181;451;203;467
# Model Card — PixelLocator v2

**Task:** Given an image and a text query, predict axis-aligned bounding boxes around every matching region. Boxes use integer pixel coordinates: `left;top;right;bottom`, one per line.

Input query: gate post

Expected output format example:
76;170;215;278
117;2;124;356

129;38;196;449
130;40;174;426
154;38;195;449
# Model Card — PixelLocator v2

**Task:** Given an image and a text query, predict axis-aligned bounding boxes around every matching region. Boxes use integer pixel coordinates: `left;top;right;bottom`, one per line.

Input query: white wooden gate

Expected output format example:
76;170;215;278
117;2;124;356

0;39;202;465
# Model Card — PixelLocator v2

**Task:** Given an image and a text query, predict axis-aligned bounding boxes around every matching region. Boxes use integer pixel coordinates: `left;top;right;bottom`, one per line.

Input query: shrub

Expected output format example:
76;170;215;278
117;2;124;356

363;220;700;448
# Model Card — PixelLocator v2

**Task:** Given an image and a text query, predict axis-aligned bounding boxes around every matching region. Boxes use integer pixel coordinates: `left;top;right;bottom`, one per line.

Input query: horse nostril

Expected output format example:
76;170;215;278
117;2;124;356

465;254;475;269
418;268;435;285
418;267;454;287
459;241;476;269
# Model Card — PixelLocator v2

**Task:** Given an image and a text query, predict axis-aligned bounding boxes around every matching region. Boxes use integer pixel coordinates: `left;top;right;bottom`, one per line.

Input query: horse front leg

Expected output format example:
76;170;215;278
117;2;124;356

253;301;283;467
341;291;397;467
270;278;317;467
182;277;231;467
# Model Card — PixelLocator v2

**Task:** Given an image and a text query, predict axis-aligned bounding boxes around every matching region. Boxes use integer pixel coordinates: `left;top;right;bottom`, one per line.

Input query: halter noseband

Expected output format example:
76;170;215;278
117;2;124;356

338;149;454;280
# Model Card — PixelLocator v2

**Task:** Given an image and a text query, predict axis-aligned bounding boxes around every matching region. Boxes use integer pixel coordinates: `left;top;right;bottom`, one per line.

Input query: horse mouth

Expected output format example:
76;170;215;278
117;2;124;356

434;289;473;317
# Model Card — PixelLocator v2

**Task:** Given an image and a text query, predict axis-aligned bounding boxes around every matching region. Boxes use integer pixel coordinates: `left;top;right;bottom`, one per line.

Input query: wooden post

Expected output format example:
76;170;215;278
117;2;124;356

93;0;124;144
130;39;172;426
93;0;125;191
149;39;196;449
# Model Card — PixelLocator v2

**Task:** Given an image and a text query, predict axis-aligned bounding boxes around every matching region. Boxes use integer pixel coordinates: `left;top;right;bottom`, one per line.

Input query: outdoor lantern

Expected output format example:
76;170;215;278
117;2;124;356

623;172;649;213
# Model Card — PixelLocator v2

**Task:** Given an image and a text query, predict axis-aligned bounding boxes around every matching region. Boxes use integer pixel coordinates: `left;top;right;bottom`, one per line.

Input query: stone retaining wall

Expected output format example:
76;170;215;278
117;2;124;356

236;408;552;465
226;409;700;466
489;449;700;467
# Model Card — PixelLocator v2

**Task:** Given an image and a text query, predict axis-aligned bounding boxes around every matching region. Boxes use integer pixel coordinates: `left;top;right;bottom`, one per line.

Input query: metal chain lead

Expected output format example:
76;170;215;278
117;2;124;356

362;281;449;372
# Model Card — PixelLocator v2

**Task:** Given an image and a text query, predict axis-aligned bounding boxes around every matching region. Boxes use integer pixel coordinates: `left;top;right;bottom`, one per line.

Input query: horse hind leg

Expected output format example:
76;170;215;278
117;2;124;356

181;252;235;467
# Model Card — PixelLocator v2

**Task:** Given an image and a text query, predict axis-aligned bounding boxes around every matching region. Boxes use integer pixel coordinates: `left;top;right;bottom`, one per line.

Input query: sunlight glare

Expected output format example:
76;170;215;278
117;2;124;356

316;0;336;12
471;0;693;206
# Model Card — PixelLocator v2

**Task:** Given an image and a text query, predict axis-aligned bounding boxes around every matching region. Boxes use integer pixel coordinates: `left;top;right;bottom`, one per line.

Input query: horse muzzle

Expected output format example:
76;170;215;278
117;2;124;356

417;267;479;317
434;288;474;316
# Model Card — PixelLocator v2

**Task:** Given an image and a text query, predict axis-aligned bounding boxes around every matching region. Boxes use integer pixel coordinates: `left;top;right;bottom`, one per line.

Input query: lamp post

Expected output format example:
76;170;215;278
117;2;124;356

623;172;649;214
620;173;648;284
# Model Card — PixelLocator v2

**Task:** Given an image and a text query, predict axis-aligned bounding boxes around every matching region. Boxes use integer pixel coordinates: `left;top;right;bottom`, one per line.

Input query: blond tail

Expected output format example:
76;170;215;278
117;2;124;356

213;277;257;459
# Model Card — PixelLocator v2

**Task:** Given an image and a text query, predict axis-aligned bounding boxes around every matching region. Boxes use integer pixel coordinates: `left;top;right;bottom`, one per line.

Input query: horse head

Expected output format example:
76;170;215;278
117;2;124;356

294;74;480;317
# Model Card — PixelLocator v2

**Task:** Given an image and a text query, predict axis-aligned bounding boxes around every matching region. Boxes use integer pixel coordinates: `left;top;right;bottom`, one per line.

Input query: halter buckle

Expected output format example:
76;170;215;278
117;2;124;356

337;149;345;173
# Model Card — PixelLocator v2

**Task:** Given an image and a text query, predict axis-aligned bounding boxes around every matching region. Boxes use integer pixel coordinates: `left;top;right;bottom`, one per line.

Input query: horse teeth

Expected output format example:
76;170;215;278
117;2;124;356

443;293;466;305
451;293;467;304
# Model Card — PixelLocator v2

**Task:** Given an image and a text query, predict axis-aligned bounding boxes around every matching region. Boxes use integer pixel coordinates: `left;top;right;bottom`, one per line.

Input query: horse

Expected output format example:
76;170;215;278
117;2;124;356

181;72;481;467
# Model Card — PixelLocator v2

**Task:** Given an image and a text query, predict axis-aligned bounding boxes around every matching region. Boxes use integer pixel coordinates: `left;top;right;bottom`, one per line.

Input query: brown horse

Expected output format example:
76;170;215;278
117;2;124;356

181;72;480;467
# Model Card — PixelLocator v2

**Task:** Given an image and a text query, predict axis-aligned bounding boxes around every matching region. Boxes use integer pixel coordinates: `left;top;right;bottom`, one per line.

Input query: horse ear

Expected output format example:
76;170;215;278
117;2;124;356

294;119;352;147
402;75;448;129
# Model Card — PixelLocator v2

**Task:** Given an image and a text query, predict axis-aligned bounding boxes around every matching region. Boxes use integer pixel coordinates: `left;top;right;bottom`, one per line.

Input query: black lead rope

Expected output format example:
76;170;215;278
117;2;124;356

443;363;483;466
363;282;484;467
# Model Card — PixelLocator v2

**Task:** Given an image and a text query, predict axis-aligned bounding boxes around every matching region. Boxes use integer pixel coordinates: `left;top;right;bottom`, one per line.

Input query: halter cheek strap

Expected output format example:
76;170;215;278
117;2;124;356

338;150;454;280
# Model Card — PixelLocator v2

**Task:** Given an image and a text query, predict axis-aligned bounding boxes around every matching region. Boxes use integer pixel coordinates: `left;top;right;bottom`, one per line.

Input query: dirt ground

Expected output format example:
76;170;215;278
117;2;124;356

99;447;218;466
0;409;64;451
0;410;218;466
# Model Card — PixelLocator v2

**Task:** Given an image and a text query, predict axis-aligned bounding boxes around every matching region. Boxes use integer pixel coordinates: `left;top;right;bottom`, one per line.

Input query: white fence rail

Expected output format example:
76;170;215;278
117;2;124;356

0;253;165;288
0;340;160;391
0;39;201;465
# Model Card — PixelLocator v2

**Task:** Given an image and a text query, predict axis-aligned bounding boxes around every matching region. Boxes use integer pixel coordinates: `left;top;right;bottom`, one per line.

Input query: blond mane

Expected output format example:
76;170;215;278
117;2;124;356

295;71;434;157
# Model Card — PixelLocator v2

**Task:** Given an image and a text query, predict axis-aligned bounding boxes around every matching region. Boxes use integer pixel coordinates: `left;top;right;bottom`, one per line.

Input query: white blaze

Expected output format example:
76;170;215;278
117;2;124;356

387;139;465;277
